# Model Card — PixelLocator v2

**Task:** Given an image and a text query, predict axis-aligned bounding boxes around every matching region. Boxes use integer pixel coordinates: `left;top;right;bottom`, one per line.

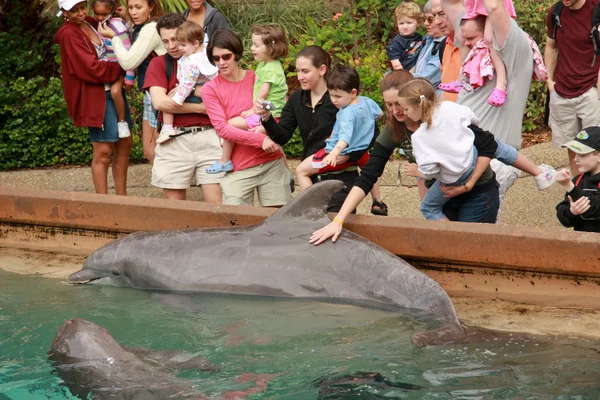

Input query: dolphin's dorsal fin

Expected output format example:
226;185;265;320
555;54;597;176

268;180;345;221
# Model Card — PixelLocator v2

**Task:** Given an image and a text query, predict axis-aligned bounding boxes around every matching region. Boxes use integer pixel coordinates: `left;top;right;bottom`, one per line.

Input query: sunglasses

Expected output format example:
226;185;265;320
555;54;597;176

211;53;234;62
425;16;434;23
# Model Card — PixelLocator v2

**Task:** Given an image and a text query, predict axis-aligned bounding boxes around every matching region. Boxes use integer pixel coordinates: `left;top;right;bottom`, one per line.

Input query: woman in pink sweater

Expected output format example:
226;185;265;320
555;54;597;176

202;30;292;207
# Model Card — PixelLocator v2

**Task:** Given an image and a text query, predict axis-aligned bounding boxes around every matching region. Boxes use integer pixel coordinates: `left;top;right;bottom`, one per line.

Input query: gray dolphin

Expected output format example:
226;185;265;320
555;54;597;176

69;181;462;340
48;318;215;399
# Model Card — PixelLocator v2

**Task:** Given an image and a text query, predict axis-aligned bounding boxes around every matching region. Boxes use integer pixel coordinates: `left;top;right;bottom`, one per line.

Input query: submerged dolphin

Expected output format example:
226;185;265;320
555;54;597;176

48;318;215;399
69;181;463;341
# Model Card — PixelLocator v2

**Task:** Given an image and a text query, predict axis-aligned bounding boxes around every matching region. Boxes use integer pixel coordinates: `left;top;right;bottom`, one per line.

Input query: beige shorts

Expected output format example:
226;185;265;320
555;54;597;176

549;87;600;148
220;158;292;207
151;127;224;189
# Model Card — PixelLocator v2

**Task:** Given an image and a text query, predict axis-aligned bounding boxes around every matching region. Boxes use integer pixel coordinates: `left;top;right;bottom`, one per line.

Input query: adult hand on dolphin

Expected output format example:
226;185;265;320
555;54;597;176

309;220;343;245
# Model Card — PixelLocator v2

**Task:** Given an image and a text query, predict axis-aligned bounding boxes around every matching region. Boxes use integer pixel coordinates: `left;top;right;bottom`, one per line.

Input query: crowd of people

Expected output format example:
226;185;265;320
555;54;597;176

54;0;600;234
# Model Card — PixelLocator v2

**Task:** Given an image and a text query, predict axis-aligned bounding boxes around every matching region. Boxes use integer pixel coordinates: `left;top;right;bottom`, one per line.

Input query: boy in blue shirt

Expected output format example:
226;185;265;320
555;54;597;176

386;1;424;71
296;66;382;192
556;127;600;232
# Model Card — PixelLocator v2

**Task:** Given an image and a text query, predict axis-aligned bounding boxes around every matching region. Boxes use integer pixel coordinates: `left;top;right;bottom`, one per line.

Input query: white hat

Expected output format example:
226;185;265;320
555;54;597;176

56;0;84;16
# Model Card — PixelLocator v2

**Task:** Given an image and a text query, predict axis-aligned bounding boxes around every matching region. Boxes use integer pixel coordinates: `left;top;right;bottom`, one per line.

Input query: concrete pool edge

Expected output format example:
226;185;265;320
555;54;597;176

1;187;599;309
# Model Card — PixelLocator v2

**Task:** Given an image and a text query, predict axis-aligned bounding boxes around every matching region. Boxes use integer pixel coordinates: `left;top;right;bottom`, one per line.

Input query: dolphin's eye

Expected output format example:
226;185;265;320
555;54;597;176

111;270;121;277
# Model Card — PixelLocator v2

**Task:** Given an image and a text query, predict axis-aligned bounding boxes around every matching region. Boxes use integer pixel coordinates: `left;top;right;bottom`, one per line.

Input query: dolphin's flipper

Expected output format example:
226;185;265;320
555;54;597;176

126;347;218;371
268;180;345;222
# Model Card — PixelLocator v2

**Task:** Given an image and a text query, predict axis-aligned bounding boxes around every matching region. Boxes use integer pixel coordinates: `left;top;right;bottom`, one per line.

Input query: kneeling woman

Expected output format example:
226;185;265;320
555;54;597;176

55;0;133;195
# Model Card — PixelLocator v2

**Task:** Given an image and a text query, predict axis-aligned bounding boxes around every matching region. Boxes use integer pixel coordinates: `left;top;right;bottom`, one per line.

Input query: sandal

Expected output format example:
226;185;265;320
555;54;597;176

487;87;507;107
371;200;388;216
206;160;234;174
438;81;464;94
289;177;296;193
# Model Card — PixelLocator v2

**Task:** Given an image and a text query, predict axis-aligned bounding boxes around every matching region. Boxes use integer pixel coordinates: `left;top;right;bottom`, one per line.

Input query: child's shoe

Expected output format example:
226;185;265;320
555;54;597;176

487;87;507;107
117;121;131;138
156;126;176;144
533;164;557;190
206;160;234;174
438;81;463;94
371;200;388;216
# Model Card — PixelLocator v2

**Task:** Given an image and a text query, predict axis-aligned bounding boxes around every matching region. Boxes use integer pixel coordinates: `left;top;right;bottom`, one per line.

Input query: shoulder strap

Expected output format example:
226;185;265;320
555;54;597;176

551;1;563;39
591;2;600;64
434;39;446;65
575;174;584;187
165;53;175;82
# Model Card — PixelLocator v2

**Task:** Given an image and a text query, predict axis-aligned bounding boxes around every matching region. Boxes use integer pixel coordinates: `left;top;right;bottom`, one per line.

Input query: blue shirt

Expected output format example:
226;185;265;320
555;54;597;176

414;34;446;94
325;96;382;154
386;33;423;71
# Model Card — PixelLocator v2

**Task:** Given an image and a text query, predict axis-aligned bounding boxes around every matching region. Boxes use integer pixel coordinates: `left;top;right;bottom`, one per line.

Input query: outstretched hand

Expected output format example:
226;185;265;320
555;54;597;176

309;221;342;245
569;195;591;216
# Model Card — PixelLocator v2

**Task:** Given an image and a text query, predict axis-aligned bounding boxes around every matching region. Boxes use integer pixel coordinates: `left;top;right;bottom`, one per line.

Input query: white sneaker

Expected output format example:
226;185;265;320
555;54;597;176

156;126;176;144
533;164;557;190
117;121;130;138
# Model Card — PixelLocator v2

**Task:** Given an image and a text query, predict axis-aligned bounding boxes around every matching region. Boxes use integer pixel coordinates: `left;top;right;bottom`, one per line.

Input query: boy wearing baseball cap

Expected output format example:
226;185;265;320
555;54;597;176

555;127;600;232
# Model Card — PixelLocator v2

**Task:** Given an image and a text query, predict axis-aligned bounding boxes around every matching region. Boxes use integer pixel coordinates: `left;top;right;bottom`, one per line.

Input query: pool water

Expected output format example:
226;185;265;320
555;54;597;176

1;269;600;399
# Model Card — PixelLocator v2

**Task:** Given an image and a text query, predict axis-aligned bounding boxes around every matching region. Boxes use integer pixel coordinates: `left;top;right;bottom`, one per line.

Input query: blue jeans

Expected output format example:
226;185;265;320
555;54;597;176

88;90;132;143
443;178;500;223
420;139;517;220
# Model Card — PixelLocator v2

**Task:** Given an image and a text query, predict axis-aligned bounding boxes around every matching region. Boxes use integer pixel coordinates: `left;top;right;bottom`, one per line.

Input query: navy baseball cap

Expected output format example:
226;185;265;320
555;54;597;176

564;127;600;154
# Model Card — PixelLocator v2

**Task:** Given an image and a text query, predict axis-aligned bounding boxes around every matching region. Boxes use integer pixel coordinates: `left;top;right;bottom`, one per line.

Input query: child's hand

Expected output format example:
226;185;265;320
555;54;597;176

98;22;116;39
125;84;134;92
322;153;337;167
403;163;419;177
240;108;255;118
172;99;181;108
569;195;591;216
390;60;402;70
555;168;571;184
249;125;266;133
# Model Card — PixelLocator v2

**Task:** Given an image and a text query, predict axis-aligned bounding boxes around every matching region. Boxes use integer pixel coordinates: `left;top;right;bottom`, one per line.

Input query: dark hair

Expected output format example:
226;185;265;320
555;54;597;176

128;0;164;22
91;0;116;12
176;21;204;45
251;24;289;59
327;65;360;93
156;12;186;34
380;69;414;143
207;29;244;66
296;45;331;79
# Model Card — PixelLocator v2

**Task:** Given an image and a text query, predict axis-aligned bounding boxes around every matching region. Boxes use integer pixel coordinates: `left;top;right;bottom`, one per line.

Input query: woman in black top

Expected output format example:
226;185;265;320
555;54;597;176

257;46;378;212
310;70;500;245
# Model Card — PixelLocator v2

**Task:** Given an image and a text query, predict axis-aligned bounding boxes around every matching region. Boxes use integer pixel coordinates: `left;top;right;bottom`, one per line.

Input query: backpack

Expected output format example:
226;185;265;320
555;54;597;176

550;0;600;66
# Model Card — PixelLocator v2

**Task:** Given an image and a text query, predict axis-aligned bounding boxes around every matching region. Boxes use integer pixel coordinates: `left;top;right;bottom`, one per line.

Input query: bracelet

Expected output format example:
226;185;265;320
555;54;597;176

333;217;344;226
462;182;470;192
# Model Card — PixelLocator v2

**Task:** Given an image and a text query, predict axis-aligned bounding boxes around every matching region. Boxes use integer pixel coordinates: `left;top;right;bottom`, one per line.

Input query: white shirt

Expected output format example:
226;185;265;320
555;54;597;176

412;101;479;183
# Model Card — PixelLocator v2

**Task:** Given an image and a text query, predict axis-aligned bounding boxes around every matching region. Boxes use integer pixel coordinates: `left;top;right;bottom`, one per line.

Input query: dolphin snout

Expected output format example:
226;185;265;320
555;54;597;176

68;269;101;283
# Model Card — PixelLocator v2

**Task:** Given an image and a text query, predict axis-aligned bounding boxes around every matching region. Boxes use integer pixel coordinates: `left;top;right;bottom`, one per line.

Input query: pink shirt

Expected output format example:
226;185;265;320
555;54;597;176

202;70;283;171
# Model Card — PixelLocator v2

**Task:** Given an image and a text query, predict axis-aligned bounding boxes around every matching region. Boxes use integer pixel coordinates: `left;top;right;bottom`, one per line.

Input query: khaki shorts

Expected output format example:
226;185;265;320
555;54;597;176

221;158;292;207
549;87;600;148
151;127;224;189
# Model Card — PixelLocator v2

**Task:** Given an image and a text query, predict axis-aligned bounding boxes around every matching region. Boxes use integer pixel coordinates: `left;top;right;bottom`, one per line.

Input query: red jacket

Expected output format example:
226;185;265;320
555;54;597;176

54;17;122;128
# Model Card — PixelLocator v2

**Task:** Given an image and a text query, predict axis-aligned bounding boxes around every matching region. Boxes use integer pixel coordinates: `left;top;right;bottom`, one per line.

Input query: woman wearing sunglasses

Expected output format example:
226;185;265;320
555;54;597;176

202;30;293;207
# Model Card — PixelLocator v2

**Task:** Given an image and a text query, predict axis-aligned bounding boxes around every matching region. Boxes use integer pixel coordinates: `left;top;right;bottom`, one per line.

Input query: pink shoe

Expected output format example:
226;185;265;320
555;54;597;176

487;87;507;107
438;81;463;94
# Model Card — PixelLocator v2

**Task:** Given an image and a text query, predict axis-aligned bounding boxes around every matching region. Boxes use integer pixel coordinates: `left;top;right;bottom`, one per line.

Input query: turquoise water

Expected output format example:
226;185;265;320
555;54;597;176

1;269;600;399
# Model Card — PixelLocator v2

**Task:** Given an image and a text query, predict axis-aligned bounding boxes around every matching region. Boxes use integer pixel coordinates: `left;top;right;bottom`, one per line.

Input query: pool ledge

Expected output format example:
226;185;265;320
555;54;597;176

1;187;599;308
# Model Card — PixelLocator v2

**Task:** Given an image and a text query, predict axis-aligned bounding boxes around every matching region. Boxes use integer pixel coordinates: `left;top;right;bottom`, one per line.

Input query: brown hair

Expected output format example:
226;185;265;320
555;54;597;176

251;24;289;59
395;1;424;25
380;69;414;142
327;65;360;93
296;45;331;80
156;12;185;33
128;0;164;22
397;78;438;128
175;21;204;45
207;29;244;65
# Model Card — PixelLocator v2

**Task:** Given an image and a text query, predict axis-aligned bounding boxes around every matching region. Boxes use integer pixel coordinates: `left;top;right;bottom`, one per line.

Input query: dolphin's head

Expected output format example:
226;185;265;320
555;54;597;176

68;238;132;286
49;318;122;363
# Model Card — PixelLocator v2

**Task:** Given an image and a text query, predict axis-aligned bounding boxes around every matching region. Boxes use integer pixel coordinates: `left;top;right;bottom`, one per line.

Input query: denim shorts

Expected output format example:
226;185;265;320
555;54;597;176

88;90;133;143
143;91;158;128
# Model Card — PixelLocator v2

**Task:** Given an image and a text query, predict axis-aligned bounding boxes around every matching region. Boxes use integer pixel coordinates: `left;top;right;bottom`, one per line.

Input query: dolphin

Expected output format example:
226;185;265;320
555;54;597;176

48;318;216;399
69;181;463;342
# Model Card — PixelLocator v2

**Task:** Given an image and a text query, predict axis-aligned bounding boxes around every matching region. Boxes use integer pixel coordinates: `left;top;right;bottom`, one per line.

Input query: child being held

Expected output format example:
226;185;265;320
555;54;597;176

397;78;556;221
92;0;134;138
555;127;600;232
157;21;218;144
385;1;424;71
207;24;289;174
296;66;383;192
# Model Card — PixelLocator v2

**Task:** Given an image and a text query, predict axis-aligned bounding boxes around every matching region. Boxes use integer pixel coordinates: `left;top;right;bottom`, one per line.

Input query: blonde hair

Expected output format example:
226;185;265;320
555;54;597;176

175;21;204;45
397;78;439;128
251;24;289;59
395;1;424;24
